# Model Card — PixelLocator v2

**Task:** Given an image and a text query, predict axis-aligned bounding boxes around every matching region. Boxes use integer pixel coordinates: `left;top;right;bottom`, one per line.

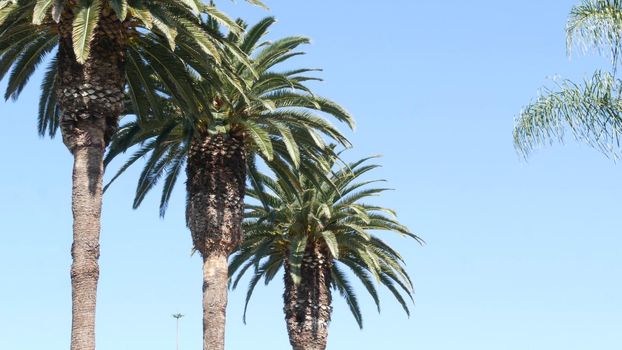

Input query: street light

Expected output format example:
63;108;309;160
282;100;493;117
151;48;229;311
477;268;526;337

172;313;184;350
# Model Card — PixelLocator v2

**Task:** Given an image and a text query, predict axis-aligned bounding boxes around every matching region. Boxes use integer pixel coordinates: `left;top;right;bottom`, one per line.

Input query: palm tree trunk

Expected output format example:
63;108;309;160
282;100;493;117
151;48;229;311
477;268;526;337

57;6;127;350
186;133;246;350
283;243;332;350
202;252;229;350
69;126;105;350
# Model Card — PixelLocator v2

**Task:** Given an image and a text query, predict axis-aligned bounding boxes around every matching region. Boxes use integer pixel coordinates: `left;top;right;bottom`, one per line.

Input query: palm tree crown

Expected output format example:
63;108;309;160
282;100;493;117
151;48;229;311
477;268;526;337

231;154;421;330
105;16;355;215
1;0;253;138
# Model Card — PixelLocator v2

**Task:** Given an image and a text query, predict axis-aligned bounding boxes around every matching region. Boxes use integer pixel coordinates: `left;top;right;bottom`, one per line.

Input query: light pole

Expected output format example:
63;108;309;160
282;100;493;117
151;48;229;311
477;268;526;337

172;313;184;350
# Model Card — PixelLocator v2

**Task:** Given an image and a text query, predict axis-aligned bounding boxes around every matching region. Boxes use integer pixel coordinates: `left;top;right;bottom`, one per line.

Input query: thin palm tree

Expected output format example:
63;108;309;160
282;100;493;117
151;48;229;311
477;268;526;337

515;0;622;159
0;1;251;349
230;154;421;350
105;17;354;350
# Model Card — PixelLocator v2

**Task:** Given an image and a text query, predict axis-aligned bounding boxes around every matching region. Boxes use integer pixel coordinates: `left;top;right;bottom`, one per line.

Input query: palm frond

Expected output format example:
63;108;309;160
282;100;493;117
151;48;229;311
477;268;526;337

567;0;622;66
37;56;59;137
72;0;102;64
331;264;363;328
514;70;622;158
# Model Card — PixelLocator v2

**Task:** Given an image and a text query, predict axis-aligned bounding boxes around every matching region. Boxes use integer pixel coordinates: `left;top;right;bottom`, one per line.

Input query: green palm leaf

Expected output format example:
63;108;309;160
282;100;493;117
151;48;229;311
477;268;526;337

32;0;53;25
515;70;622;158
109;0;128;21
72;0;102;64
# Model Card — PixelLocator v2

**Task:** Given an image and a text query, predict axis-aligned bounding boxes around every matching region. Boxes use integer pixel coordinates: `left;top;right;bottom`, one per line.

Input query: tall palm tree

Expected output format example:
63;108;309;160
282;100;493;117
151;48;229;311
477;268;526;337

0;1;249;349
230;154;421;350
105;17;355;350
515;0;622;159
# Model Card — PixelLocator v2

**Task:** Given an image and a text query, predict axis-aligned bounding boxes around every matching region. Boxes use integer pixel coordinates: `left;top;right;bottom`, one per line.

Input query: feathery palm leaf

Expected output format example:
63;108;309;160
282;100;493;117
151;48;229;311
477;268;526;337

567;0;622;66
515;71;622;158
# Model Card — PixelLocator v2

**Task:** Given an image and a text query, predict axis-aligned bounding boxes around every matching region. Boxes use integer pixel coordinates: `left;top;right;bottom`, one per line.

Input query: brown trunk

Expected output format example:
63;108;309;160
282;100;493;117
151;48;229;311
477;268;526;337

202;253;229;350
69;125;104;350
283;242;333;350
57;5;127;350
186;133;246;350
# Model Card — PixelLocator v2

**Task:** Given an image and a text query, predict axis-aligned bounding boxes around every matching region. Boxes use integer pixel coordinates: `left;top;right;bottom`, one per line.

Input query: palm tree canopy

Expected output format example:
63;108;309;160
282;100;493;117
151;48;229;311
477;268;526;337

515;0;622;158
0;0;258;136
230;154;421;329
104;17;355;216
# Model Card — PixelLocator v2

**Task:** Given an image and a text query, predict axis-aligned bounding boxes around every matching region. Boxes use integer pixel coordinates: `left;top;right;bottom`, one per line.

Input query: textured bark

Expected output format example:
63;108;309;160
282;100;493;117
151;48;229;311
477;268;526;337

69;130;104;350
186;133;246;350
57;5;127;350
202;253;229;350
284;242;333;350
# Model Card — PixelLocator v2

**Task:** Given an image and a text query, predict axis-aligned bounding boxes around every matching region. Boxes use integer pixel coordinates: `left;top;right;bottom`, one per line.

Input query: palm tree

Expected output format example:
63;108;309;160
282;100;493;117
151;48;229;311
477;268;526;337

230;154;421;350
0;1;250;349
105;17;355;350
515;0;622;159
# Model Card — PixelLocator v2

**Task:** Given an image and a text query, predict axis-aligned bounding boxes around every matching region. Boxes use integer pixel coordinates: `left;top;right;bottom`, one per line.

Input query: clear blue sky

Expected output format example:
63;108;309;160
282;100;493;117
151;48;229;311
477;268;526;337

1;1;621;349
